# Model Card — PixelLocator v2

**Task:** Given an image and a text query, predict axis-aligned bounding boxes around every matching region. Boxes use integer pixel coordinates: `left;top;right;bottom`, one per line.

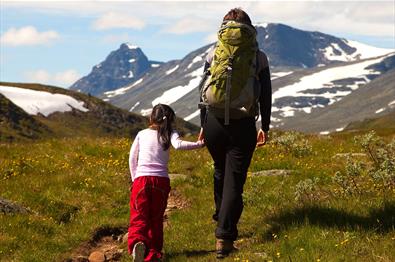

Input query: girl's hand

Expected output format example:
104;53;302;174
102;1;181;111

198;127;204;141
257;129;268;147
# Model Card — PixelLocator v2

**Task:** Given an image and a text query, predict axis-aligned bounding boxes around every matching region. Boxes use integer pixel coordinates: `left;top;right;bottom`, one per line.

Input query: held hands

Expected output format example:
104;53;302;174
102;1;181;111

197;127;205;147
256;129;268;147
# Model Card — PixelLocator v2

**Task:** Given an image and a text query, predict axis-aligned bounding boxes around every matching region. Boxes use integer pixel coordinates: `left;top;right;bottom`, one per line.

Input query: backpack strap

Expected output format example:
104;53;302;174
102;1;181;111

224;55;234;125
198;49;215;110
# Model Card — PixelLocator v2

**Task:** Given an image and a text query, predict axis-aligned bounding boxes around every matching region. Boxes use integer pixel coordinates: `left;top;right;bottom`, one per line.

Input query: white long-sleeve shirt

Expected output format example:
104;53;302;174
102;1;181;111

129;128;204;181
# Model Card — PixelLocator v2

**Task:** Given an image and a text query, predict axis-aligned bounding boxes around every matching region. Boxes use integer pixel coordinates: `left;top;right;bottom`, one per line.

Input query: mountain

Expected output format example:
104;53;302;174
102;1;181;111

71;23;394;134
255;23;391;68
0;82;198;141
70;43;163;96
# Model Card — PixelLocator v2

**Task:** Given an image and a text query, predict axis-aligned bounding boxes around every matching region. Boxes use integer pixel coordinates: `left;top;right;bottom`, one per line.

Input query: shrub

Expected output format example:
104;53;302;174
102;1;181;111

272;131;312;158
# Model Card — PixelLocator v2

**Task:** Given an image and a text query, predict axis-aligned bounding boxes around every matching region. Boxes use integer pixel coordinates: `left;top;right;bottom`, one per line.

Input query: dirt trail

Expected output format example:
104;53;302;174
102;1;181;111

65;189;188;262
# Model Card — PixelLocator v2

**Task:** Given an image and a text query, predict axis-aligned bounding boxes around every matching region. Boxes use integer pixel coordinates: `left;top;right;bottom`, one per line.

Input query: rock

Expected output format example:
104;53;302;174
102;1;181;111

333;153;366;158
104;249;123;261
250;170;292;177
0;197;30;214
88;251;106;262
75;256;89;262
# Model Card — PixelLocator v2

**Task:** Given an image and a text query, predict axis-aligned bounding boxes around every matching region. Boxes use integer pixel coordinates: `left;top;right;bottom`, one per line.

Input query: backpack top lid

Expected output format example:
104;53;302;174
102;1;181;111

218;20;257;47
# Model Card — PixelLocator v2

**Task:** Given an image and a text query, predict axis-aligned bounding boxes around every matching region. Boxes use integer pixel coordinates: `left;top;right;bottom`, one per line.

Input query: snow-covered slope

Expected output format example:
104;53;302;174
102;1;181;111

0;85;89;117
271;54;392;122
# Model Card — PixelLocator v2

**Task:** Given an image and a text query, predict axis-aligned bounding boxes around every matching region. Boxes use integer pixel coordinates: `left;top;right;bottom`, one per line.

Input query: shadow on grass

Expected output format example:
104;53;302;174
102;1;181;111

263;202;395;240
165;249;216;260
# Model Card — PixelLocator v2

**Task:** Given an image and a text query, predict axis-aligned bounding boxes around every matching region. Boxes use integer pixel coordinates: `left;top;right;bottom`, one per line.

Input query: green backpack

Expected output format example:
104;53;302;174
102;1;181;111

199;20;260;125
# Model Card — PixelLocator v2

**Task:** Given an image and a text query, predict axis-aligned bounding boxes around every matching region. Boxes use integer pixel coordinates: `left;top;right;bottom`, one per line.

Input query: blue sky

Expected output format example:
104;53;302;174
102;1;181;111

1;1;394;88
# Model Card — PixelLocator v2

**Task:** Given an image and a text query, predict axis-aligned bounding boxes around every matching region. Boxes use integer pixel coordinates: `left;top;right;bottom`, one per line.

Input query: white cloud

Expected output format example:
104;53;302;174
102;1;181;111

0;26;59;46
93;12;145;30
25;69;80;87
204;33;217;44
53;70;80;86
25;70;51;84
164;17;216;34
250;2;395;37
102;33;132;44
3;2;394;38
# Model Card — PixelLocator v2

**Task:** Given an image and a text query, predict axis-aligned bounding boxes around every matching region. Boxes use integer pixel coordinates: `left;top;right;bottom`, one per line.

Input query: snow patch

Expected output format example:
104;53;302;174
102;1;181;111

323;43;351;62
187;56;203;69
104;78;143;98
323;40;393;62
272;55;387;119
388;100;395;107
152;65;204;106
128;71;134;78
320;131;330;135
375;108;385;114
125;43;139;49
129;58;136;63
151;64;160;68
184;109;200;121
346;40;394;59
140;108;152;116
130;101;140;112
271;71;293;80
166;65;179;75
0;85;89;117
254;22;268;28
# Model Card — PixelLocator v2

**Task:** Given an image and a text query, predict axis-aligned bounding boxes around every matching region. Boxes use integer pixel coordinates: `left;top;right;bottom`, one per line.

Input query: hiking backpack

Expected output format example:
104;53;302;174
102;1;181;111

199;20;261;125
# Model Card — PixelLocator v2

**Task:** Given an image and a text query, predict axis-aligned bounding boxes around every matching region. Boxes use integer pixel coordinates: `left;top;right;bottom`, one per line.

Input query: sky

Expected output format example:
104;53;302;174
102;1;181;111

1;0;394;88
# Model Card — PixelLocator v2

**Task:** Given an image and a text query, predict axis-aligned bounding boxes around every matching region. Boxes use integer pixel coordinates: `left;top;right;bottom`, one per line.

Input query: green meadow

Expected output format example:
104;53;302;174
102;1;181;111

0;130;394;261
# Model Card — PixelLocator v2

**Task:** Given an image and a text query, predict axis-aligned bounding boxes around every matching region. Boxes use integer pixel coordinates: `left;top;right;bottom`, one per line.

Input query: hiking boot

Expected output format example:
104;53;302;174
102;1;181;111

132;241;146;262
216;238;236;259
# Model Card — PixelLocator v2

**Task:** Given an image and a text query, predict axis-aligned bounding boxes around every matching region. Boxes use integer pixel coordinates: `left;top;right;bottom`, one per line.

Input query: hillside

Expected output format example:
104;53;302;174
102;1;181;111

0;82;198;141
345;110;395;135
279;67;395;133
1;130;394;261
0;94;51;141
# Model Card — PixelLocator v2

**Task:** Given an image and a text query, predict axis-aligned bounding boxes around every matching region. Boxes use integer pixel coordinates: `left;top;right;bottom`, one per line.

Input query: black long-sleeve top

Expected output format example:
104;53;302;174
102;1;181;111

200;50;272;131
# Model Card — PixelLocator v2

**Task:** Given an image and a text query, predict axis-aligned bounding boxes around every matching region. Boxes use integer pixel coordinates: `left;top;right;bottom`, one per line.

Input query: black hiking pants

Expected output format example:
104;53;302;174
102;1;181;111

203;112;257;241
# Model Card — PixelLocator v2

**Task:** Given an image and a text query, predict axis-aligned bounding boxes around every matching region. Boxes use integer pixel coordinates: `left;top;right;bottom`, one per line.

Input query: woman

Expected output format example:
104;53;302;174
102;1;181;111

198;8;272;258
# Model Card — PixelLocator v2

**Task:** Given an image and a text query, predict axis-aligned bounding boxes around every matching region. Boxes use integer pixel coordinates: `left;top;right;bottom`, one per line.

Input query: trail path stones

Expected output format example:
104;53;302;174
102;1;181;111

250;169;293;177
66;187;188;261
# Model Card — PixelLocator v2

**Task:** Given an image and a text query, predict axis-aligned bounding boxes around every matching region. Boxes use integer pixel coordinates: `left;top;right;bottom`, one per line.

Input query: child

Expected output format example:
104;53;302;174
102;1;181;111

128;104;204;262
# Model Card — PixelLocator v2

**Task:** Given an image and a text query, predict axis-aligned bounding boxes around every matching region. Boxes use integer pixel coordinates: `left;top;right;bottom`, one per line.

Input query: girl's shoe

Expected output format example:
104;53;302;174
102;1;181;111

132;241;146;262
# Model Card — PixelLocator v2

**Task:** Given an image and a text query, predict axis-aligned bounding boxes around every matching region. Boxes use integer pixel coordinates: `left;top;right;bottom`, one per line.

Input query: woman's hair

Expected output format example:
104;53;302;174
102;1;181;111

223;8;252;25
150;104;176;151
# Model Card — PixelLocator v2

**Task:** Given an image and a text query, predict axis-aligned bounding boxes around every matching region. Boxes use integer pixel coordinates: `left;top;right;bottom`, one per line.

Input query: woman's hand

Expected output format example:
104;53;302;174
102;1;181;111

198;127;204;141
197;128;205;147
256;129;268;147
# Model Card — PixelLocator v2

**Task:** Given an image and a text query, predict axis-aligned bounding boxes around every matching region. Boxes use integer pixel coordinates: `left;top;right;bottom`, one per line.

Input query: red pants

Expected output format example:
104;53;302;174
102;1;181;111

128;176;170;261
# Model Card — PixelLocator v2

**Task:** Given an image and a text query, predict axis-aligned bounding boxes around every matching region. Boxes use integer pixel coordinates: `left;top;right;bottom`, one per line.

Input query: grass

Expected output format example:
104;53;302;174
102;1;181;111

1;130;394;261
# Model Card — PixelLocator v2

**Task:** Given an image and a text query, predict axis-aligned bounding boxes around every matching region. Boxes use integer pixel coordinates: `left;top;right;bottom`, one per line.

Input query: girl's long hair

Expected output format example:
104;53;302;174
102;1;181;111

150;104;176;151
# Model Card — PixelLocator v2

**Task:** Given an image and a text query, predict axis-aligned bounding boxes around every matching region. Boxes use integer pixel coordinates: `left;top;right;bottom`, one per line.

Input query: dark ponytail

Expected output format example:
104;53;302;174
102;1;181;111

150;104;176;151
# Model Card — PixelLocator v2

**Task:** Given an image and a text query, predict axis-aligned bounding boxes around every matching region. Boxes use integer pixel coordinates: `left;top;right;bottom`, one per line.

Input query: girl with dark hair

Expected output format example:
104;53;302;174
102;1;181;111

128;104;204;262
